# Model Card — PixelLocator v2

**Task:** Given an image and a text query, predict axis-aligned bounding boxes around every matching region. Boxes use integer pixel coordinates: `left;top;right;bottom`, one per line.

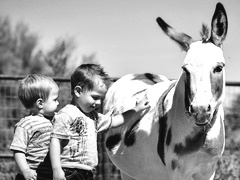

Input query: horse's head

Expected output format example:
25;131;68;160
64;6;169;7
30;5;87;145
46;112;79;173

157;3;228;126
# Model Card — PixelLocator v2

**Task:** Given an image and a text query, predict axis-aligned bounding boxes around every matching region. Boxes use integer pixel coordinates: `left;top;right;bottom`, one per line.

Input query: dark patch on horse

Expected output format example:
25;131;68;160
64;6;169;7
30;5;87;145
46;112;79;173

133;89;147;97
166;127;172;146
174;129;207;156
171;159;180;171
157;82;176;166
184;71;191;112
158;114;168;165
210;67;224;100
132;73;162;85
105;133;122;151
124;118;141;147
124;129;136;147
144;73;159;84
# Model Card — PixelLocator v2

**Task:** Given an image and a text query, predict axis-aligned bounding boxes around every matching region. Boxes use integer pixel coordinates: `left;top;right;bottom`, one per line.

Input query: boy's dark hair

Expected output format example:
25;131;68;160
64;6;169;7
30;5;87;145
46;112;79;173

71;64;112;94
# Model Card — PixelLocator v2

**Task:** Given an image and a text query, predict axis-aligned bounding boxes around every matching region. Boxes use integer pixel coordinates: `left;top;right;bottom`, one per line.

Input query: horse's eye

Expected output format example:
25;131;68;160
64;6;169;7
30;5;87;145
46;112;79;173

182;66;191;77
213;65;223;73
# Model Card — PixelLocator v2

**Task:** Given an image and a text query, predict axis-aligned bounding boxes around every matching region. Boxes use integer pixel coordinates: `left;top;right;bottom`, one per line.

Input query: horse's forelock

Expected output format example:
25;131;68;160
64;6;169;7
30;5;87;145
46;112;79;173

200;24;210;42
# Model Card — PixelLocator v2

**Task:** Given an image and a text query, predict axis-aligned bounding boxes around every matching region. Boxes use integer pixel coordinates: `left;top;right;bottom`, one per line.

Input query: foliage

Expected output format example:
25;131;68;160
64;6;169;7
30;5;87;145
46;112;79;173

45;38;75;77
215;93;240;179
0;16;98;77
0;158;17;180
82;53;97;64
0;17;39;75
215;150;240;179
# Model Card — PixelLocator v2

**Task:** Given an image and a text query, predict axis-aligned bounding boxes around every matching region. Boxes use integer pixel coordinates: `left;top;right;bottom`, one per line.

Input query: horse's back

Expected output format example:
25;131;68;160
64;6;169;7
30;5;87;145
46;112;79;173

103;73;169;115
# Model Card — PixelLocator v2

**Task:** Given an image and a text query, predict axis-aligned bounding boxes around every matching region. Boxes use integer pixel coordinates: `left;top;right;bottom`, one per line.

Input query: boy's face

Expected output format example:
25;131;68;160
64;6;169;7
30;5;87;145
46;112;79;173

42;85;59;117
76;79;107;113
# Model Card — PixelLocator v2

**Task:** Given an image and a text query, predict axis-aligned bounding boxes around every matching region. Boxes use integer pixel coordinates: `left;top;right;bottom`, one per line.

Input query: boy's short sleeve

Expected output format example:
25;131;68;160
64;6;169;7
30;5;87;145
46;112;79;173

96;113;112;133
51;112;72;139
10;126;28;153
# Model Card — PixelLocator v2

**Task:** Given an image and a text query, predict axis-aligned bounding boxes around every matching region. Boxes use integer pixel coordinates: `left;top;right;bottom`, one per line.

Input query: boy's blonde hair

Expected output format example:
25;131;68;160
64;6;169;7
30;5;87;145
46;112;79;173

70;64;111;94
18;74;58;109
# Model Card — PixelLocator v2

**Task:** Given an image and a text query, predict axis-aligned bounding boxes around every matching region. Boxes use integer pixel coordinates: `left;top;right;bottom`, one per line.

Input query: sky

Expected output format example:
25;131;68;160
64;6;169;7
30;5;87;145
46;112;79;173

0;0;239;82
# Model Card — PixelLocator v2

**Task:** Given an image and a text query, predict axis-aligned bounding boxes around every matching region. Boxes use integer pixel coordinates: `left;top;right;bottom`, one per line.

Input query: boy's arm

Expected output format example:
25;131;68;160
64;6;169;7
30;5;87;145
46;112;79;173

97;97;150;132
103;98;150;128
14;151;37;179
110;97;150;128
111;98;149;128
111;110;137;128
50;137;66;180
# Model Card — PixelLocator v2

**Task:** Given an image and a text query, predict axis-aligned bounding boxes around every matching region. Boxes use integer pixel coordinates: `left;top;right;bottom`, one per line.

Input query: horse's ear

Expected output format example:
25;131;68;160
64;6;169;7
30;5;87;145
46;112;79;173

210;3;228;47
156;17;193;52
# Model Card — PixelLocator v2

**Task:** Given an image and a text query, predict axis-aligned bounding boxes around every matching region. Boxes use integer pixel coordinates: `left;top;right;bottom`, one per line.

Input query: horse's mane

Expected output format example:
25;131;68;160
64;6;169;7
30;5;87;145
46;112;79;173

200;23;210;42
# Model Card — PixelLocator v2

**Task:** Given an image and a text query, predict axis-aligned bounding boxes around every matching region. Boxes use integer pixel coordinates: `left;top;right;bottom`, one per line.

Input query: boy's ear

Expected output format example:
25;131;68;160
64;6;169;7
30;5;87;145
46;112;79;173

74;86;83;97
36;98;44;108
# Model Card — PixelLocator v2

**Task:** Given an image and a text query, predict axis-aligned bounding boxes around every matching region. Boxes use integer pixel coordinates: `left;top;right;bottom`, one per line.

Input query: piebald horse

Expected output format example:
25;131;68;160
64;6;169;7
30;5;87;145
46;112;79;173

103;3;227;180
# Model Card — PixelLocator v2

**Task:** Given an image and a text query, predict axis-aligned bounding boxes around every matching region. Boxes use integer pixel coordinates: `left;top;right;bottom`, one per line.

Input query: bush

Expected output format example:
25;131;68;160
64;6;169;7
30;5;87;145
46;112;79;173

0;158;17;180
215;150;240;180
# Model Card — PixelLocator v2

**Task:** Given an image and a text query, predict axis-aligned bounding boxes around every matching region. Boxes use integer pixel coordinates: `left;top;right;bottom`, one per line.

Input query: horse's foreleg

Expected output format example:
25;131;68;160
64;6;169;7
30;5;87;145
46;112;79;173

192;170;216;180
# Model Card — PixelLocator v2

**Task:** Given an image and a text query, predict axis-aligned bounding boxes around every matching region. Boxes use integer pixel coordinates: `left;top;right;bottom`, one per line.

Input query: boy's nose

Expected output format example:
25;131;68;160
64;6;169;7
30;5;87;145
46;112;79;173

95;99;101;106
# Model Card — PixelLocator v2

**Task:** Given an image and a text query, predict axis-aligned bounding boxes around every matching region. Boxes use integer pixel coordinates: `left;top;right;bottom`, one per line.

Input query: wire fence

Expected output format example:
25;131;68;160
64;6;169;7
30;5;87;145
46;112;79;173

0;75;240;180
0;75;120;180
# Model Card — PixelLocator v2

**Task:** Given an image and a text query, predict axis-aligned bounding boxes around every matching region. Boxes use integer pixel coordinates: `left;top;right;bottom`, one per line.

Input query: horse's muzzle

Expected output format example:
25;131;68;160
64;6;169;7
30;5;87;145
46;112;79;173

188;104;212;126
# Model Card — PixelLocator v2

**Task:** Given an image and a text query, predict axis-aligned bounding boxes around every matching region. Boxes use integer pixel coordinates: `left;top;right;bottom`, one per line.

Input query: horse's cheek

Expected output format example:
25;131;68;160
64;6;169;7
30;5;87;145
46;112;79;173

211;72;224;100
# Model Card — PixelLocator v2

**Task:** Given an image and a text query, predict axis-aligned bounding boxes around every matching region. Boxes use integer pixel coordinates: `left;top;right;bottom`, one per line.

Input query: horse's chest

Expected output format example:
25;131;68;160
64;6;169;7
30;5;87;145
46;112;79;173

203;129;225;156
167;136;224;179
167;118;225;175
202;115;225;157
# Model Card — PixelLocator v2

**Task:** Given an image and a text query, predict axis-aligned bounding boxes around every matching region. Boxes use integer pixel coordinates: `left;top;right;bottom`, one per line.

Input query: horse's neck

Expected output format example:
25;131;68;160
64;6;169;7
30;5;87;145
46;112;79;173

164;74;198;140
165;73;187;116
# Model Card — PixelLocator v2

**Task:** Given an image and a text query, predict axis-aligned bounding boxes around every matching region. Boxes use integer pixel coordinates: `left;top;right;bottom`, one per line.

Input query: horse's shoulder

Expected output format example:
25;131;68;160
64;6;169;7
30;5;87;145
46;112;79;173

146;79;176;106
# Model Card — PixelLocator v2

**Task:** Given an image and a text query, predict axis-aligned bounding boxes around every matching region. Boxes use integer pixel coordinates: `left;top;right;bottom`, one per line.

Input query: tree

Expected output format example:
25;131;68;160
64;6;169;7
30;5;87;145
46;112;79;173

45;38;99;77
13;22;39;73
82;53;97;64
0;17;21;74
0;17;46;75
45;38;75;77
0;16;98;76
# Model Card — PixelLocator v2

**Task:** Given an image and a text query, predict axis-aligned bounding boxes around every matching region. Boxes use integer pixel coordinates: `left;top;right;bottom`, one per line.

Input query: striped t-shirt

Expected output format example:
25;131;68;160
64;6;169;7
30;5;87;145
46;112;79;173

10;114;53;170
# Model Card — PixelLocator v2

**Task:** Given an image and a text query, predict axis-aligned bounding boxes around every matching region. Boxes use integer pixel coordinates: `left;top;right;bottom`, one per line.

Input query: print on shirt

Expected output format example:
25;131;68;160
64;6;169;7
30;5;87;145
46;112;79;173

70;117;87;135
68;117;88;161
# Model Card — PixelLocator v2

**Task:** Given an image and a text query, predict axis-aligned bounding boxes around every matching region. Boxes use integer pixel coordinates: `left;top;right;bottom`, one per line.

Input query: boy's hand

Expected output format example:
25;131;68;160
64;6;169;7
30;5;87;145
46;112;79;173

97;112;114;133
134;97;150;112
22;168;37;180
53;168;66;180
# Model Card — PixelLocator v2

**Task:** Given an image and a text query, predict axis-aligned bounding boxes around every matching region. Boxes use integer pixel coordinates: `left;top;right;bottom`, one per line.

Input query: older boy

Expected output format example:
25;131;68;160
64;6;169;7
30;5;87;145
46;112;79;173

50;64;149;180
